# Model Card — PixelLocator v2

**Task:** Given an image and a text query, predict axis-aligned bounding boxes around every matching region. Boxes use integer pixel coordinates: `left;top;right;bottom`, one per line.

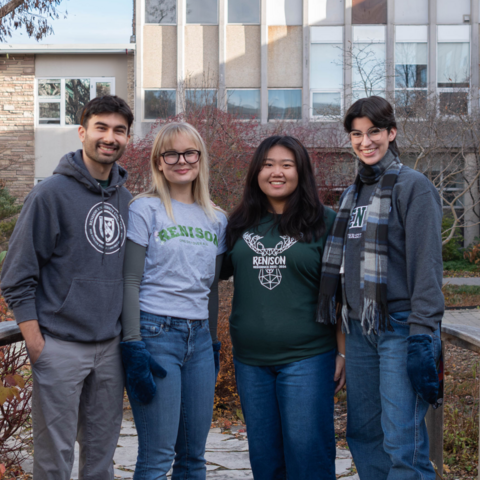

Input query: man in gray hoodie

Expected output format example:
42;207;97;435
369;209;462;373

1;95;134;480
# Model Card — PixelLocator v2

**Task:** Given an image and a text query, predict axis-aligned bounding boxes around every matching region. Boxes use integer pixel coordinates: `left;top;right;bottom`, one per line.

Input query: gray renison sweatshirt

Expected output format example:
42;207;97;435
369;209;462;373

1;149;132;342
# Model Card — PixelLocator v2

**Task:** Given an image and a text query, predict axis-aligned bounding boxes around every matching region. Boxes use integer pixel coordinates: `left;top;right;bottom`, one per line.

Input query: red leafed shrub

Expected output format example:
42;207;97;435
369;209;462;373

0;297;32;474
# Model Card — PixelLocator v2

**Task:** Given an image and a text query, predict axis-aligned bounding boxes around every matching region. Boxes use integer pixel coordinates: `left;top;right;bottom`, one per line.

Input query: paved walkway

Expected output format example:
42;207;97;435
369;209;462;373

21;421;359;479
443;277;480;286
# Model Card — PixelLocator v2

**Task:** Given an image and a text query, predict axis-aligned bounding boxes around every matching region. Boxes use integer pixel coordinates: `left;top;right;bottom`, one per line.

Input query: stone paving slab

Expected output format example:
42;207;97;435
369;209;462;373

443;277;480;286
443;309;480;327
22;419;358;479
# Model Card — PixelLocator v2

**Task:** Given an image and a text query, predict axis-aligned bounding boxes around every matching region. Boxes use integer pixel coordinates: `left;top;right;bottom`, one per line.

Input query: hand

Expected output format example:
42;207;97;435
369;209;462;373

121;341;167;404
28;336;45;365
334;353;346;394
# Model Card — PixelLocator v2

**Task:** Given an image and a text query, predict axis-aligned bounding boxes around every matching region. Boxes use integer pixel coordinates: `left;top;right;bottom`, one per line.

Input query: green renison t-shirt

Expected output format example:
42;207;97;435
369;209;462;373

224;207;337;366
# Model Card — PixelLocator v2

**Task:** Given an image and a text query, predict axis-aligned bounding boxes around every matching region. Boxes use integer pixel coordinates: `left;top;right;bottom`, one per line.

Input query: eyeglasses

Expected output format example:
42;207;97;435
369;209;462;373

159;150;201;165
349;128;387;145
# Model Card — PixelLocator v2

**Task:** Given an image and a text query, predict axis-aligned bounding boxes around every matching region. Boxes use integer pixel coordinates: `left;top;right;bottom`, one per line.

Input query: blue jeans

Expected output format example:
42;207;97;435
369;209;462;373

128;312;215;480
346;312;439;480
234;349;337;480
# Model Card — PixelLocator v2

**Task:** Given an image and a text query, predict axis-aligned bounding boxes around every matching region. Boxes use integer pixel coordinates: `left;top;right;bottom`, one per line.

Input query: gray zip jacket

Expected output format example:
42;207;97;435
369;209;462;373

1;149;132;342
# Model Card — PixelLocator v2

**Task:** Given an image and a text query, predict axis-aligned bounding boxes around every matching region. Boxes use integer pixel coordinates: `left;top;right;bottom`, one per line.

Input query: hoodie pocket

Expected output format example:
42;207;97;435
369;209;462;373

54;278;123;341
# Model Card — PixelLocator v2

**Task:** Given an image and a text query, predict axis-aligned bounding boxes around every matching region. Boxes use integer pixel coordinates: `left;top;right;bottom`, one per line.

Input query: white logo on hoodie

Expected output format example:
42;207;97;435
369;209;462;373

85;203;126;254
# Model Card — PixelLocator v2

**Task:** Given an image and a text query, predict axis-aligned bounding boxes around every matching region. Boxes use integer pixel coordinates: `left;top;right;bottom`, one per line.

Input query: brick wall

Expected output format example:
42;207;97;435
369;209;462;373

127;52;135;115
0;54;35;202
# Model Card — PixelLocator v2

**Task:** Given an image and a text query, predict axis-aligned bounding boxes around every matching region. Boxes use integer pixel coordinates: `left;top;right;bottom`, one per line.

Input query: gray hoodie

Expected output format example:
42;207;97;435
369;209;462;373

1;149;132;342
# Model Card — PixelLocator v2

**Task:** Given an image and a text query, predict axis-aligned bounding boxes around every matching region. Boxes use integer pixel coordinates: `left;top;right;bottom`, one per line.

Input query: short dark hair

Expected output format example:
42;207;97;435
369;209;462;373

226;135;326;249
80;95;134;133
344;96;399;155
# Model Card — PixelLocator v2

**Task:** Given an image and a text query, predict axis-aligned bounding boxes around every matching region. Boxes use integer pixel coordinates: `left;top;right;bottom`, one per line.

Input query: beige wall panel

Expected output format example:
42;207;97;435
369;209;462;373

35;54;129;100
268;26;302;88
226;26;261;88
185;26;219;87
143;26;177;88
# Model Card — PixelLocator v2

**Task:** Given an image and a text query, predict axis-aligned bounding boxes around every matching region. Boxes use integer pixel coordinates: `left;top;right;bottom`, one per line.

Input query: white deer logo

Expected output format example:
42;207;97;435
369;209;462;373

243;233;297;290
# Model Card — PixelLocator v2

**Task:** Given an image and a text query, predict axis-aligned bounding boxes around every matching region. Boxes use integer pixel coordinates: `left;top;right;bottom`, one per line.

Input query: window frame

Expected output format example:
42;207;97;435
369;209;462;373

267;88;303;122
310;90;344;120
35;77;116;128
226;88;261;120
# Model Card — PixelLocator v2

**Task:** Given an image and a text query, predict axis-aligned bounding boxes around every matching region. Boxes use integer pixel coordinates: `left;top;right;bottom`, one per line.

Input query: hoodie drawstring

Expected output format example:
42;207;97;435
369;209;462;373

116;185;121;258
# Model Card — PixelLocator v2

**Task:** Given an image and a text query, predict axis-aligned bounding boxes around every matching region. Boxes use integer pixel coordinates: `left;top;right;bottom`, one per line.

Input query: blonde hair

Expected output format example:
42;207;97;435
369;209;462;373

132;122;221;222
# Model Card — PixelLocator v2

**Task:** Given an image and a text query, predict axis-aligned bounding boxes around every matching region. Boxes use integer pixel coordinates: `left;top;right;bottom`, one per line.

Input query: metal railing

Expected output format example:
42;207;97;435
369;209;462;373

1;321;479;478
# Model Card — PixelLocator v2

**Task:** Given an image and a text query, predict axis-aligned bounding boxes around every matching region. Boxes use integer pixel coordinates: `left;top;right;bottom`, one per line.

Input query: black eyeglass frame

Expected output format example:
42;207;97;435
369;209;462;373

159;149;202;165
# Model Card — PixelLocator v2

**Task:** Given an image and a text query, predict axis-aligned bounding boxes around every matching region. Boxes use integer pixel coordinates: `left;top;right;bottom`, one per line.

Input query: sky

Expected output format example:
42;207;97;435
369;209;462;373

5;0;133;44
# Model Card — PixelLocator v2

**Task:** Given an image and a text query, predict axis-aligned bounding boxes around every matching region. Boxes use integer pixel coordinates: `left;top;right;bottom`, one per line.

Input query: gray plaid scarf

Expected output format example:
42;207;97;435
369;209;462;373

317;149;402;334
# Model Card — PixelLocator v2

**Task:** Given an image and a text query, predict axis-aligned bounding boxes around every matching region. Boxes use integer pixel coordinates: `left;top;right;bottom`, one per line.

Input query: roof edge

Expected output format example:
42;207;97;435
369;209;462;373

0;44;136;54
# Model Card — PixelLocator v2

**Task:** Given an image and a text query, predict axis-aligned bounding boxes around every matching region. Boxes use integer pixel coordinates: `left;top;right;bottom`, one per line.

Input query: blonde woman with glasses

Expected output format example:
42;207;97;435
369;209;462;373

120;122;227;479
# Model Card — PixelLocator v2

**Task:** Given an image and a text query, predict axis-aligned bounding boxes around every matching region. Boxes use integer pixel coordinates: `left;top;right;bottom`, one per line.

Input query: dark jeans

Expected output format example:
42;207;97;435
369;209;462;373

234;349;337;480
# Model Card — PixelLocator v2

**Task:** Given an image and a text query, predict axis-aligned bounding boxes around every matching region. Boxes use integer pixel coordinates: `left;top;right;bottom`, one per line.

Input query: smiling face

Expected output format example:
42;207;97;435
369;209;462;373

157;132;200;188
79;112;130;168
350;116;397;166
257;145;299;214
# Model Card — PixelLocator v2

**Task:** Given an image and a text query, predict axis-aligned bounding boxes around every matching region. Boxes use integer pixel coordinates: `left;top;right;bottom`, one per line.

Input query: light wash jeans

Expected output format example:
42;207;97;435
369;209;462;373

346;311;440;480
234;349;337;480
128;312;215;480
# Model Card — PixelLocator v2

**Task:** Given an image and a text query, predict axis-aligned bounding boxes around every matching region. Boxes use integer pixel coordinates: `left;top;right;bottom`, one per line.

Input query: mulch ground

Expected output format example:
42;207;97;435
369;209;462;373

444;270;480;278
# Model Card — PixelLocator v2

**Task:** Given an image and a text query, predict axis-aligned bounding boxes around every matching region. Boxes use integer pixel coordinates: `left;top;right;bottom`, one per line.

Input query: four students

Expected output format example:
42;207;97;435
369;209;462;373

2;95;443;480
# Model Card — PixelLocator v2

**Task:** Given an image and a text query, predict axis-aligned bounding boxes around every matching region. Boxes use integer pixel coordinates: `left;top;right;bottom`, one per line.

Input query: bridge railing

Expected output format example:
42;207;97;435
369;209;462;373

1;321;480;478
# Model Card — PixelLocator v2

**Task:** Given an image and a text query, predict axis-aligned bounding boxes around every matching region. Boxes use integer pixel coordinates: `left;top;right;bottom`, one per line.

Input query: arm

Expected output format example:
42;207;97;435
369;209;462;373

334;309;346;394
208;254;223;344
1;190;59;363
121;239;145;342
404;191;444;335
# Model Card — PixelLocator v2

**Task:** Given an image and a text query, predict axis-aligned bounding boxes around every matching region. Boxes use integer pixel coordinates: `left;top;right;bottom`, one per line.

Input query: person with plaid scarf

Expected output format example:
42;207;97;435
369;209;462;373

318;96;444;480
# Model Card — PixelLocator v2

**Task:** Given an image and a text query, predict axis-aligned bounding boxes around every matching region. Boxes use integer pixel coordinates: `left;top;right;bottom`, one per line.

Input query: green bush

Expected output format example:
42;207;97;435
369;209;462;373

442;215;463;262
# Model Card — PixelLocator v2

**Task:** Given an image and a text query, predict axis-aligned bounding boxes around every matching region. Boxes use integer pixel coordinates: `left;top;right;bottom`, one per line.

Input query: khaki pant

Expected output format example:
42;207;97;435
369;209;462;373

31;334;124;480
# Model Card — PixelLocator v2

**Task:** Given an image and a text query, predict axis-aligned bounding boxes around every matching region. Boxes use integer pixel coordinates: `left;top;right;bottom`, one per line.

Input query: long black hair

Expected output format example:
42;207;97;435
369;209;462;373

343;96;399;155
226;136;325;249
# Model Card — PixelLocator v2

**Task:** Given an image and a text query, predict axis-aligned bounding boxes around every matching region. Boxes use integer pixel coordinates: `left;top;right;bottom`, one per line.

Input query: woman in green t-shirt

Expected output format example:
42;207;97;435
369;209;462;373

221;136;345;480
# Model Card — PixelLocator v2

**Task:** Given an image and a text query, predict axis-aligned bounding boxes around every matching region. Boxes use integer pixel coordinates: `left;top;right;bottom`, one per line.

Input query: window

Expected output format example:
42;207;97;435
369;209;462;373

394;0;428;24
145;0;176;24
144;90;176;119
352;26;386;101
227;90;260;119
352;0;387;25
185;89;217;110
228;0;260;24
268;89;302;120
187;0;217;24
310;26;343;117
267;0;301;26
37;77;115;126
437;26;470;115
395;26;427;117
309;0;344;25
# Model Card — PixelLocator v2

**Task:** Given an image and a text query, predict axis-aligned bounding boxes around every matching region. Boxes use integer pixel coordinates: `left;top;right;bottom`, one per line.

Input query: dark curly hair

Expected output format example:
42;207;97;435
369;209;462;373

80;95;134;134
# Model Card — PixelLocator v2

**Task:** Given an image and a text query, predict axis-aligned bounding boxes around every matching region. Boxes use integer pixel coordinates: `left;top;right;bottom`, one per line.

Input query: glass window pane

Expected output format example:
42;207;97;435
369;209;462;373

395;90;427;117
145;0;176;23
185;89;217;109
437;43;470;87
268;90;302;120
187;0;218;24
39;103;60;124
395;43;427;88
65;79;90;125
352;43;386;93
227;90;260;118
145;90;176;119
439;91;468;115
38;79;61;98
229;0;260;23
96;82;111;97
352;0;387;25
310;44;343;90
267;0;301;25
312;92;341;116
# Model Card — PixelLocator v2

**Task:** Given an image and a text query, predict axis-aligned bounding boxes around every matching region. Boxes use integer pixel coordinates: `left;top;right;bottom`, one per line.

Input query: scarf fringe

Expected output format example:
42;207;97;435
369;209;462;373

360;298;392;335
316;294;337;325
341;304;350;334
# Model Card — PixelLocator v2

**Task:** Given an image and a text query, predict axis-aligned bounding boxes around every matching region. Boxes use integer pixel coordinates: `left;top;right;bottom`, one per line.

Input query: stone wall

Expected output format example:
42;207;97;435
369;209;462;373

0;54;35;202
127;52;135;115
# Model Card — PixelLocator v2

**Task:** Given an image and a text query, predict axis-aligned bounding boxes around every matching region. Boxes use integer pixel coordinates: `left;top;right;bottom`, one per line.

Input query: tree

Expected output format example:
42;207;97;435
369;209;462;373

0;0;64;42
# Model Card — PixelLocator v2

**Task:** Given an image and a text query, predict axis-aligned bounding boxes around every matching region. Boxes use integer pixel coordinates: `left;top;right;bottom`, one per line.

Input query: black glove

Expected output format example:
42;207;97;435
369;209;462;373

121;341;167;404
407;334;441;405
